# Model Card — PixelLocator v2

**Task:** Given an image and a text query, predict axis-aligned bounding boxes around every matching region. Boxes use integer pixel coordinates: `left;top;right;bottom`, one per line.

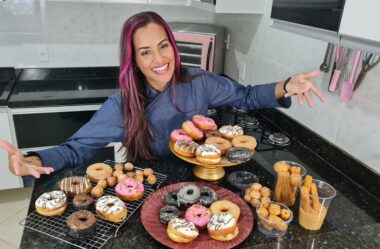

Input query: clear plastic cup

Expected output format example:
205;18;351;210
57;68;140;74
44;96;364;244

298;179;336;230
256;201;293;237
273;161;307;207
226;171;259;196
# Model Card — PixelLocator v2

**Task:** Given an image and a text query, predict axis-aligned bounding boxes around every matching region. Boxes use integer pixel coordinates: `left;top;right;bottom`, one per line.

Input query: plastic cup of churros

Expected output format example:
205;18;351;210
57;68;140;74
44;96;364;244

298;176;336;230
256;201;293;237
273;161;307;207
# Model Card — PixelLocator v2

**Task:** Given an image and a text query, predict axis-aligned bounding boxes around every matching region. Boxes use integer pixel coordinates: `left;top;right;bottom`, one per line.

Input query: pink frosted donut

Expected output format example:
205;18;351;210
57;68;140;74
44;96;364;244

182;121;203;140
185;204;211;229
170;129;193;142
115;178;144;201
192;115;217;131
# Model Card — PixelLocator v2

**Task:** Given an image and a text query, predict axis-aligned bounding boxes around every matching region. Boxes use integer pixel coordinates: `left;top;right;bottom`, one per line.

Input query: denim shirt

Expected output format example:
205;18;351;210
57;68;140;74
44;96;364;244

37;68;291;171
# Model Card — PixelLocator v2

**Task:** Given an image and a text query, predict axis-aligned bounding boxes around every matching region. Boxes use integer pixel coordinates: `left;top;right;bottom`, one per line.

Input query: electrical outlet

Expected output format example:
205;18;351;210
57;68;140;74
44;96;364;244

38;46;49;62
238;62;246;80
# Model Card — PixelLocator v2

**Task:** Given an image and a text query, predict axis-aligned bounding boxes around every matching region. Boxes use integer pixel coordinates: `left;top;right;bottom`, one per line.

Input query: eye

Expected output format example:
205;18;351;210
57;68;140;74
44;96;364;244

140;50;150;56
161;43;169;49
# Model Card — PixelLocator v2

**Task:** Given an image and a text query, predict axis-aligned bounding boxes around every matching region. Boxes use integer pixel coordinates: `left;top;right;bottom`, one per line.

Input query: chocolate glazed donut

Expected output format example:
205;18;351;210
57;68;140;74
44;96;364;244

198;187;218;207
164;191;181;207
66;210;96;240
159;205;180;225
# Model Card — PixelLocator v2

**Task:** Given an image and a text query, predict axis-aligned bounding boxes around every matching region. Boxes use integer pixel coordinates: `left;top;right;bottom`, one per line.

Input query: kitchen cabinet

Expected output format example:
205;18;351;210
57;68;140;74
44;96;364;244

191;0;266;14
0;108;23;190
339;1;380;44
147;0;189;5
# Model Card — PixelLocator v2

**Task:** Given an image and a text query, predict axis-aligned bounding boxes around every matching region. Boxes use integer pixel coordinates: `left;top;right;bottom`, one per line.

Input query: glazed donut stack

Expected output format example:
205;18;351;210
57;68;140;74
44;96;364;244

160;184;241;243
34;161;156;241
171;115;257;164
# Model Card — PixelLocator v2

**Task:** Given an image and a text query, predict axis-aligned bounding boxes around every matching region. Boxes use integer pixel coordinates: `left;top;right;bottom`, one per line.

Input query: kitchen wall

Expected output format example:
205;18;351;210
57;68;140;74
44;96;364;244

0;0;214;67
214;1;380;173
1;1;379;174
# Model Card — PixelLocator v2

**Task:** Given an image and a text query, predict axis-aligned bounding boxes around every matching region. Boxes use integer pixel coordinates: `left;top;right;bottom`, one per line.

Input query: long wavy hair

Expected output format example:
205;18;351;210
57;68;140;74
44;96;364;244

119;11;187;161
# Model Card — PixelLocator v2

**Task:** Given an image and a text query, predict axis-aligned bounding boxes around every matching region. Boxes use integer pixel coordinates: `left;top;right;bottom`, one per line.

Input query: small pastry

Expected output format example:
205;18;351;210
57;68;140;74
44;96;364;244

124;162;134;171
114;163;124;171
260;197;271;208
260;187;271;197
274;161;290;173
126;172;135;178
251;183;262;191
147;174;156;185
280;208;291;220
257;207;269;218
106;176;117;187
135;174;144;183
249;190;261;199
269;215;288;231
97;179;107;189
113;170;123;178
135;170;144;177
91;186;104;198
268;203;281;216
117;174;128;184
250;198;261;208
143;168;153;177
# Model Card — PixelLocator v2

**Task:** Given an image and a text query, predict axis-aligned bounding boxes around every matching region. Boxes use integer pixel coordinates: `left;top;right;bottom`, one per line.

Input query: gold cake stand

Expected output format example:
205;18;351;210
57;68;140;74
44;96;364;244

169;142;252;181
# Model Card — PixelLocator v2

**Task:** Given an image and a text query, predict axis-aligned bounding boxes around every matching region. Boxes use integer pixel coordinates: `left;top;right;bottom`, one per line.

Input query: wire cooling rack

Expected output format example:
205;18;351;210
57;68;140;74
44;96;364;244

20;160;167;249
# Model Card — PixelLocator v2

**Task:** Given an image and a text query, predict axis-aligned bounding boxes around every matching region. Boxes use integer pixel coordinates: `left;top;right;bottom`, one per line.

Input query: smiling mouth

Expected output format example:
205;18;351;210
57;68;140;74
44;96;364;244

152;63;169;75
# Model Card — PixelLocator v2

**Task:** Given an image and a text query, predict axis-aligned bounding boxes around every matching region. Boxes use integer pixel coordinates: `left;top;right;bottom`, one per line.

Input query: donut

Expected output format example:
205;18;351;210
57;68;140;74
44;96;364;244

159;205;180;225
72;194;94;210
115;178;144;201
171;129;193;142
167;218;199;243
219;125;244;139
192;115;217;131
207;213;239;241
95;195;127;223
173;140;199;157
86;163;113;183
35;190;67;217
209;200;240;221
195;144;221;165
205;137;232;154
231;135;257;151
205;130;222;138
177;185;201;205
226;147;252;163
66;210;96;239
182;120;203;140
185;204;211;229
164;191;180;207
198;187;218;207
58;176;92;197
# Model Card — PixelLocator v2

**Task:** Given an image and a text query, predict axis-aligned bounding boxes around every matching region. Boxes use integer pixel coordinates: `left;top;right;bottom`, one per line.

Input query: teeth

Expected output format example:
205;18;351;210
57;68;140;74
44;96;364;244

153;64;168;72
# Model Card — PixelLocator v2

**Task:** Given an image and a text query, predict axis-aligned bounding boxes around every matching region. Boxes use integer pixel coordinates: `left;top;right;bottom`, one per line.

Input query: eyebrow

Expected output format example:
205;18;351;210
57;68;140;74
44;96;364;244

137;39;169;51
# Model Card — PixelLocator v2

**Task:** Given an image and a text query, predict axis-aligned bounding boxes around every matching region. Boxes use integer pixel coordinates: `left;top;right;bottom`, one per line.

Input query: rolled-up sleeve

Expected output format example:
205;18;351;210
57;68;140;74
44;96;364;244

36;92;124;171
201;74;291;109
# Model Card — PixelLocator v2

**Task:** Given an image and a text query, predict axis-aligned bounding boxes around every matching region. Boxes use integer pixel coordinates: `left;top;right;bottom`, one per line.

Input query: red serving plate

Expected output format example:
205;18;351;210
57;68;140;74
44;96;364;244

141;182;254;249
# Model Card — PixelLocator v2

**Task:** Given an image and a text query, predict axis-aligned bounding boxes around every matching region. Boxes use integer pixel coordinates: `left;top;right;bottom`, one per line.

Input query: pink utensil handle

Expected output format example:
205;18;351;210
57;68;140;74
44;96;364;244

349;50;362;82
329;69;341;92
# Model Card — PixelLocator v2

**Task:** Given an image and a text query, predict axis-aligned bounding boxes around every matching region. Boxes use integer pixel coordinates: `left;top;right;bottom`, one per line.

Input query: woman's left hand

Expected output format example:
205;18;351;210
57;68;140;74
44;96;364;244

284;70;326;107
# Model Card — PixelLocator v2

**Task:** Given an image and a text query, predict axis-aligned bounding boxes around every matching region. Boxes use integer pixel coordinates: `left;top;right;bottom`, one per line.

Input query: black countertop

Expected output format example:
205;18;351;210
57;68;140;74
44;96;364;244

0;68;16;106
19;109;380;249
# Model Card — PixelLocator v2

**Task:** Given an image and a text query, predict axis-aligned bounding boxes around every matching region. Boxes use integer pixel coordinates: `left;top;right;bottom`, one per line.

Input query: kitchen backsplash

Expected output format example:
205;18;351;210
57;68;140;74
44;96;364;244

214;1;380;173
1;1;379;173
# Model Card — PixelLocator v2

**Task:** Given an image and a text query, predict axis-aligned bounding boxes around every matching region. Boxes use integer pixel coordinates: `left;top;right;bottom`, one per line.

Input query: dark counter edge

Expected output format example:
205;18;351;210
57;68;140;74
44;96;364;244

258;108;380;200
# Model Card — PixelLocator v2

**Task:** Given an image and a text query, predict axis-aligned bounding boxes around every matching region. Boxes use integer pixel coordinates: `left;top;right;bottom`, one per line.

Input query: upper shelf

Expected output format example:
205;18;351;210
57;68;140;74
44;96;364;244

191;0;266;14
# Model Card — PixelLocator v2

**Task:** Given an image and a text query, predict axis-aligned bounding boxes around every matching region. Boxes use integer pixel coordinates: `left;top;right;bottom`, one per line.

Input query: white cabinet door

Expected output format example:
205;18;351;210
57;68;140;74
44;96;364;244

339;0;380;43
191;0;266;14
0;109;23;190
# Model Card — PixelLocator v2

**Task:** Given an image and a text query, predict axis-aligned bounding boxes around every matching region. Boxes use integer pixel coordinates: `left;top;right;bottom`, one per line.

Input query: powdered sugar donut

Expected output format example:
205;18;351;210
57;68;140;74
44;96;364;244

219;125;244;140
182;121;203;140
196;144;221;165
170;129;193;142
185;204;211;229
192;115;217;131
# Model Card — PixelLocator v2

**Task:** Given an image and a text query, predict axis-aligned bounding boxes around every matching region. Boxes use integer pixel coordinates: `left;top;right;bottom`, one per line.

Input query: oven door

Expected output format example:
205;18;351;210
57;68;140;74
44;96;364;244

173;31;215;72
11;105;116;164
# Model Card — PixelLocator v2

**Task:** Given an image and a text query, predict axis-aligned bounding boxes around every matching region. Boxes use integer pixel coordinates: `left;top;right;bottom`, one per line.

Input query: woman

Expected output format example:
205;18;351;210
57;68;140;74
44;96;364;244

0;11;325;178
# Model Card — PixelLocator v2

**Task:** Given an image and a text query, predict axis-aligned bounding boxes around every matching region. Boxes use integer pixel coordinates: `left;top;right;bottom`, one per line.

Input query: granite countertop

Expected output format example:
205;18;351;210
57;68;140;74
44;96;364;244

20;155;380;248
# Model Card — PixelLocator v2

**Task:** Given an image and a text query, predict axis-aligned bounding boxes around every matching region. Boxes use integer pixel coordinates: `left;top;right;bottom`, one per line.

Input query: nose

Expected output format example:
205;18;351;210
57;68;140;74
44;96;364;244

153;50;164;64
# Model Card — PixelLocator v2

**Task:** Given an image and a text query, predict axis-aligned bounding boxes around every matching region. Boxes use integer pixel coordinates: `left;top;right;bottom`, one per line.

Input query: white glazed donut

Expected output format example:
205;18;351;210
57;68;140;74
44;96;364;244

95;195;128;223
35;190;67;216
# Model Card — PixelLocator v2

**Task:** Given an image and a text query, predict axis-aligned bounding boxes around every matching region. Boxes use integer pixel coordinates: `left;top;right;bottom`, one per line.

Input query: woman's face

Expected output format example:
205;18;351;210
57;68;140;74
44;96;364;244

133;22;175;92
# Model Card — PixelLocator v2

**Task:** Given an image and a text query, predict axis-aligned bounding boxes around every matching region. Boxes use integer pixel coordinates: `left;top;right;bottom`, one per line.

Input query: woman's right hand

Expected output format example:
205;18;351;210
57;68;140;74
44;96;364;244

0;140;54;178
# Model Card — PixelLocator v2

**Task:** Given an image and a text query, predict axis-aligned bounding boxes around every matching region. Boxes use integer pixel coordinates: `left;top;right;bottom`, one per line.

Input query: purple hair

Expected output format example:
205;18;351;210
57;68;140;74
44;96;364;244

118;11;184;161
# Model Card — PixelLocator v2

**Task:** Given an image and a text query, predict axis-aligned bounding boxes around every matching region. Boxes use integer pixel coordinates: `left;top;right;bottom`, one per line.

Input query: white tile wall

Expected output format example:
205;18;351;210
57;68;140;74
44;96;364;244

215;1;380;173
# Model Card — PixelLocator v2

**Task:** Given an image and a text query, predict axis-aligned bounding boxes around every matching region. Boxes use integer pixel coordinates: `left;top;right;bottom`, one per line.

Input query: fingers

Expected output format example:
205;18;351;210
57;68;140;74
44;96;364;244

0;140;18;154
305;70;320;79
310;84;326;102
304;92;315;107
297;94;303;105
20;164;54;178
34;166;54;175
